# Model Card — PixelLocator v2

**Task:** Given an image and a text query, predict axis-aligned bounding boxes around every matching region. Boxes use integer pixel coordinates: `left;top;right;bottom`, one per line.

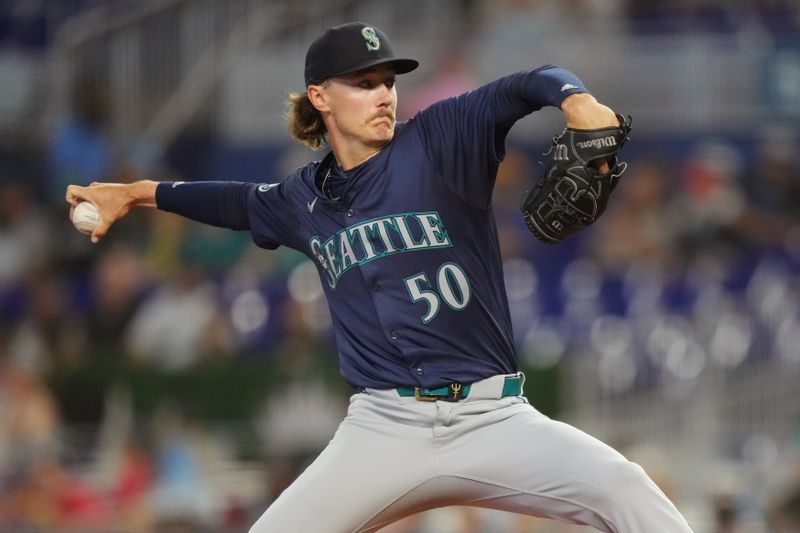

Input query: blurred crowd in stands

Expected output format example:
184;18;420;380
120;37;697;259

0;0;799;51
0;0;798;531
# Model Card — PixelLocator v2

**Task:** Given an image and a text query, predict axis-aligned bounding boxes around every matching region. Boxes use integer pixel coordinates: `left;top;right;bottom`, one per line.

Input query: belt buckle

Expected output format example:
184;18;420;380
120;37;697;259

414;383;464;402
413;388;439;401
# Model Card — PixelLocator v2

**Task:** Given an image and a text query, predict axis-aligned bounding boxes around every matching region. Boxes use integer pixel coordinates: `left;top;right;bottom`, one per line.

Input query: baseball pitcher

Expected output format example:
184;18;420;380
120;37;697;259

67;22;693;533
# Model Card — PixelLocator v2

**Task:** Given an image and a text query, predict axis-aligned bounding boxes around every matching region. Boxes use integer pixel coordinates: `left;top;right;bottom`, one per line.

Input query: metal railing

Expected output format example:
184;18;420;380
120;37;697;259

46;0;373;150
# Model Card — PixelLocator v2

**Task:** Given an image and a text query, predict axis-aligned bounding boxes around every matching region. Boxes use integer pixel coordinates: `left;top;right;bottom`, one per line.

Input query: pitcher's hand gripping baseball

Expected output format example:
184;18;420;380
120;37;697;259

66;181;158;243
521;114;632;244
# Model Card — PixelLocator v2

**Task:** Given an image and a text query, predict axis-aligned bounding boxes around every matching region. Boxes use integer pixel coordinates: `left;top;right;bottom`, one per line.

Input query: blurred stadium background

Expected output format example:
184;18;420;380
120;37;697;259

0;0;798;531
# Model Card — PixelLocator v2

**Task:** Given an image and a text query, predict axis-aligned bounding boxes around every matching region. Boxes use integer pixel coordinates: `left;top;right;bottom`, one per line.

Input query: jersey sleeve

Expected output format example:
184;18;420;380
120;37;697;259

156;180;299;250
245;181;301;250
414;65;588;209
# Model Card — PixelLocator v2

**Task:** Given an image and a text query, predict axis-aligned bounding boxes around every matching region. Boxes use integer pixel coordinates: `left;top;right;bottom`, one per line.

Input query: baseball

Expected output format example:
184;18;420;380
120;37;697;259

72;201;101;235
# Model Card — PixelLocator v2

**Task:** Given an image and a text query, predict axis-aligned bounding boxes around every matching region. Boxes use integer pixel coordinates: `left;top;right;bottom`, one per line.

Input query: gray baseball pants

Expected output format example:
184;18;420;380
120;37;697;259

249;373;694;532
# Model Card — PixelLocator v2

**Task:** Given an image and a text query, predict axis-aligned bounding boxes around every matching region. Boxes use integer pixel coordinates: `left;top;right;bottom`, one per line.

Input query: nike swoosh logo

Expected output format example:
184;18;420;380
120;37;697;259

307;197;318;213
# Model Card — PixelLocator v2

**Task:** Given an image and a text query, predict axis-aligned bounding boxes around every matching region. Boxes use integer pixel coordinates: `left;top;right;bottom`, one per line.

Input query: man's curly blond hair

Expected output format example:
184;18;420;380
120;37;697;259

286;90;327;150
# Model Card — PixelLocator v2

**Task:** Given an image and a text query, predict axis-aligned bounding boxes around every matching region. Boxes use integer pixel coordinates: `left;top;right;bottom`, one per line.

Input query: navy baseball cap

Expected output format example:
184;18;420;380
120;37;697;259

304;22;419;86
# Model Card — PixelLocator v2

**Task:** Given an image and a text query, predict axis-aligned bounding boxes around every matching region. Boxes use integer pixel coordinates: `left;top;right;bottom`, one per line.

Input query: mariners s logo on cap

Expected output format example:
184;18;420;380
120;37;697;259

361;27;381;51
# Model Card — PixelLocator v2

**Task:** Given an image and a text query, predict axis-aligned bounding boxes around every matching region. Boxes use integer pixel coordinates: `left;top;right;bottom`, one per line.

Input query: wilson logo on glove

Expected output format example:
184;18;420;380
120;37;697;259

576;135;618;150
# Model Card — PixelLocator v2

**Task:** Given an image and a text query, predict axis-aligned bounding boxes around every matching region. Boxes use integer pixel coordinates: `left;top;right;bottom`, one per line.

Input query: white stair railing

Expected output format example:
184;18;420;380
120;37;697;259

47;0;368;161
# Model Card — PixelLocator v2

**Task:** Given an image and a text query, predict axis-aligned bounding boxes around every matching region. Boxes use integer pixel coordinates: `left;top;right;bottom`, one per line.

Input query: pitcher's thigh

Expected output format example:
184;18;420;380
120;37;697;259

249;421;434;533
441;403;692;532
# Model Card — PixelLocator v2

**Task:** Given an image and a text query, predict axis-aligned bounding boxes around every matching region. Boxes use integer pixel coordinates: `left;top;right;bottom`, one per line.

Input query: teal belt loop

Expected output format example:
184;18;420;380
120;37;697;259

501;375;523;397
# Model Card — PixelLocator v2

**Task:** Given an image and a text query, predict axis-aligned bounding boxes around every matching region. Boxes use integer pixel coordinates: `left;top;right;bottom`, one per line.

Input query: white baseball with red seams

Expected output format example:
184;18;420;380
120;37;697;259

72;201;100;235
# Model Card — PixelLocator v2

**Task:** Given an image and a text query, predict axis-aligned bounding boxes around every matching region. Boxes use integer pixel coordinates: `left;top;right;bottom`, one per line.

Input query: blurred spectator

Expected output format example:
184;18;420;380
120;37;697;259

84;242;152;359
87;382;155;533
257;299;345;459
712;492;740;533
768;481;800;532
583;157;678;276
0;358;60;478
220;251;286;355
149;401;216;530
0;352;78;531
0;179;51;293
667;142;749;259
750;127;800;215
48;77;115;204
737;126;800;249
109;436;155;533
7;270;79;372
125;264;234;369
493;144;534;215
0;458;108;531
251;299;343;514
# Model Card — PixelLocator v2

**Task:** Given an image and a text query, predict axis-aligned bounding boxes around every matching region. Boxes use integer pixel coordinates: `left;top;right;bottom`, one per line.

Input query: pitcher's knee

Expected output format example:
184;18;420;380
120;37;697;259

598;459;661;506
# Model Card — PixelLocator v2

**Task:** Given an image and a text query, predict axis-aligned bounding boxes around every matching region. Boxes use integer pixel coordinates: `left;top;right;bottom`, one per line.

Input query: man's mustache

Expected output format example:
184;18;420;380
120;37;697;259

370;110;395;122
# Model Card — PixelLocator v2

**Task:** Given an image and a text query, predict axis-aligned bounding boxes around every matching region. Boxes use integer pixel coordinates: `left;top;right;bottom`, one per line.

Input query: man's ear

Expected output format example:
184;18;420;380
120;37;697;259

308;85;329;113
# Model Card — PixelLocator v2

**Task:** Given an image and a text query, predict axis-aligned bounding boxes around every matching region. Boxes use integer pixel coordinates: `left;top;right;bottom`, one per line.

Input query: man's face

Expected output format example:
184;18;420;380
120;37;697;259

313;64;398;150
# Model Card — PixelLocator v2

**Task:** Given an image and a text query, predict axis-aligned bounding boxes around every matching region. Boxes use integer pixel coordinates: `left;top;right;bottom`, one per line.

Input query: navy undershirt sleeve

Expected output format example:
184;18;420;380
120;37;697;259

156;181;253;230
493;65;589;131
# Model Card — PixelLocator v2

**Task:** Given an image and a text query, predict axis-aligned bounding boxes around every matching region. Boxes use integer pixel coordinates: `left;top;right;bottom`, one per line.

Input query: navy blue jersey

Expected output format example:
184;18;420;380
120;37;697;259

157;66;588;389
